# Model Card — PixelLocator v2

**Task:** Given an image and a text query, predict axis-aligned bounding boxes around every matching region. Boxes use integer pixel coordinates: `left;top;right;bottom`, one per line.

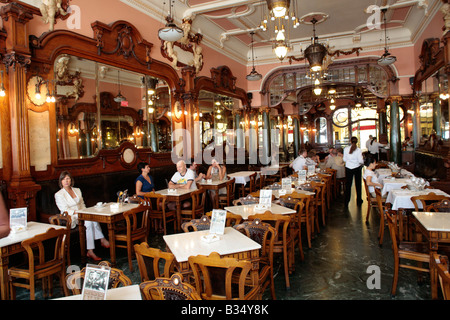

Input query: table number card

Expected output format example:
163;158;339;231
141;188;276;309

282;178;292;191
259;189;273;208
9;207;27;233
82;264;111;300
210;209;226;235
298;170;307;182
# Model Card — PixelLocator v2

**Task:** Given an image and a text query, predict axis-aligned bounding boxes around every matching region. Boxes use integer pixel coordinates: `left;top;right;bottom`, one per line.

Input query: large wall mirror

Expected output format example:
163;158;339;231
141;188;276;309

53;54;172;159
197;90;242;149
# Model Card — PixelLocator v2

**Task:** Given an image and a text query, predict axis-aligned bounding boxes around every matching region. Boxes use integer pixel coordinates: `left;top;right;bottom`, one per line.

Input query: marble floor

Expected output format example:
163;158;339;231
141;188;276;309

12;185;434;301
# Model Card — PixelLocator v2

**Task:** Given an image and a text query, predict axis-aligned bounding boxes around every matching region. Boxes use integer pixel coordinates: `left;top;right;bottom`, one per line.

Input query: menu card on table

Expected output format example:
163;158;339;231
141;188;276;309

298;170;307;182
307;165;316;176
258;189;272;209
82;264;111;300
9;207;27;233
282;178;292;191
209;209;226;235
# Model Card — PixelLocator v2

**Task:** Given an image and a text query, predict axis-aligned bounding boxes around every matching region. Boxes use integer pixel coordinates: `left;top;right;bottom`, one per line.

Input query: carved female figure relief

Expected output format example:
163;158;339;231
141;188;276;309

163;41;179;70
40;0;68;31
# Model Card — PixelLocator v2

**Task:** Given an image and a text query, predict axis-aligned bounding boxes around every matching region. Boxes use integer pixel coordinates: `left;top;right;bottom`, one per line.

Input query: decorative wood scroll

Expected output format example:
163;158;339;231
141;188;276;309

210;66;237;93
91;20;153;69
413;37;445;93
160;19;204;74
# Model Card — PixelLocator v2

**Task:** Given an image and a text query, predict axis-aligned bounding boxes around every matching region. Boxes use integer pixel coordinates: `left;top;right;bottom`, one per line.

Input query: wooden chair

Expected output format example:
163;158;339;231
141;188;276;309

139;273;201;300
240;172;257;197
205;210;242;227
385;209;430;297
301;183;321;234
284;192;315;249
113;204;150;271
143;192;176;235
65;261;132;296
180;188;206;223
188;252;261;300
234;218;277;299
363;178;379;223
310;180;327;226
411;193;450;212
374;188;390;246
49;211;72;266
248;211;294;289
134;242;176;282
431;253;450;300
425;199;450;212
317;173;332;209
325;168;337;198
8;227;68;300
181;215;211;232
218;178;235;208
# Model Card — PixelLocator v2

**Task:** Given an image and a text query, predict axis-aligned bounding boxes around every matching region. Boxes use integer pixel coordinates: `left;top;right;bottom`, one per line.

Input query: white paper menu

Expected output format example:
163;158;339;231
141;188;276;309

209;209;226;235
298;170;307;181
9;207;27;233
282;178;292;191
259;189;272;208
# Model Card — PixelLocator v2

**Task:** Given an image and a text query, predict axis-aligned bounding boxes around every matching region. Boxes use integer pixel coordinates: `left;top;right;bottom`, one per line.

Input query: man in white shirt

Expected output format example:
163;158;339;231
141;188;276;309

169;160;197;190
290;149;308;172
365;135;373;151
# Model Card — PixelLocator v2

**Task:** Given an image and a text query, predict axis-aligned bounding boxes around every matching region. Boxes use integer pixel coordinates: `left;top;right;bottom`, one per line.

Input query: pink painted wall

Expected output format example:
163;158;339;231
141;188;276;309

23;0;248;88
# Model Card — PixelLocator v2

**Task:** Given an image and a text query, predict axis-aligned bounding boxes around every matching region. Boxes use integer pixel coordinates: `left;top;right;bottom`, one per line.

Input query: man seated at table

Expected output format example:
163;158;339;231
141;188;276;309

290;149;308;172
168;160;197;210
325;148;345;179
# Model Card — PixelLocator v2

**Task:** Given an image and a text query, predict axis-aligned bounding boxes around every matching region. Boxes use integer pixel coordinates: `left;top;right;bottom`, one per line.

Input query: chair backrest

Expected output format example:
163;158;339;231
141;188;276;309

205;211;242;227
425;199;450;212
221;178;236;206
134;242;175;282
181;215;211;232
248;172;257;192
363;178;373;201
139;273;201;300
66;261;132;295
143;192;167;213
234;218;276;263
21;227;67;274
122;204;150;237
431;253;450;300
188;252;258;300
286;191;313;217
49;211;72;229
410;193;450;211
385;209;400;254
247;211;291;245
191;188;206;212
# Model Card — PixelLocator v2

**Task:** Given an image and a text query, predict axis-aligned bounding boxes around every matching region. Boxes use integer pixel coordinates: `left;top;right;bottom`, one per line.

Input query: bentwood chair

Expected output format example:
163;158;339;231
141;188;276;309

240;172;257;198
113;204;150;271
218;178;235;208
206;210;242;227
188;252;261;300
143;192;176;235
411;193;450;212
65;261;132;296
49;211;72;266
431;253;450;300
248;211;294;289
385;209;430;297
139;273;201;300
180;188;206;223
425;199;450;212
374;188;390;246
134;242;176;282
181;215;211;232
284;192;315;249
235;219;277;299
8;227;68;300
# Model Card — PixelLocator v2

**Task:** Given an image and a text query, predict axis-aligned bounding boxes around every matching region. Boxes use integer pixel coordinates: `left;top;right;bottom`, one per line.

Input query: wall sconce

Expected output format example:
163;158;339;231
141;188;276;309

174;101;183;119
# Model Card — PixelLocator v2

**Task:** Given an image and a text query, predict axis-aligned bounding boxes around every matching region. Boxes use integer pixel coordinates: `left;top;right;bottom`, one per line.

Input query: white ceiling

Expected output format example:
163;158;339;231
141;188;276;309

122;0;442;65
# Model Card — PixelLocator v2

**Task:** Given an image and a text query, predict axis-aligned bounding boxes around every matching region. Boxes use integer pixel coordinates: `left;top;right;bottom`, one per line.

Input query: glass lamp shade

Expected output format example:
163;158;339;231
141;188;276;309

274;42;289;61
313;87;322;95
266;0;290;18
246;68;263;81
305;42;327;72
378;51;396;66
158;23;183;42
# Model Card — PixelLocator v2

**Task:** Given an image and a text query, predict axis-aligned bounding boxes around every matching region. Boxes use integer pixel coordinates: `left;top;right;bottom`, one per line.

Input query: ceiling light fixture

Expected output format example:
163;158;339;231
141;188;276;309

246;32;263;81
158;0;183;42
304;18;328;72
114;70;126;103
378;8;396;66
266;0;290;18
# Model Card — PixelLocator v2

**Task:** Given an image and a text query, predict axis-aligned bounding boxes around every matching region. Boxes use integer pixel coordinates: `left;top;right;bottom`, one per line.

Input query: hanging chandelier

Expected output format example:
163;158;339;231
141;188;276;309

246;32;263;81
114;70;126;103
378;8;396;66
158;0;183;42
304;18;328;72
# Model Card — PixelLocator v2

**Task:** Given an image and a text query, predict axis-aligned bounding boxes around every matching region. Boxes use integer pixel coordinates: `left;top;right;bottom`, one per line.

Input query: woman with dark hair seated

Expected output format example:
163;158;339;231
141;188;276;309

363;156;383;198
135;162;155;198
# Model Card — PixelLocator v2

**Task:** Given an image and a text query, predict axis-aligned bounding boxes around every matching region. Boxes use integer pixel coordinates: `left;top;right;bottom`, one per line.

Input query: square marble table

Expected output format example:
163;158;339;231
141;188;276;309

76;202;140;266
224;203;296;220
0;222;66;300
227;171;259;185
197;179;229;208
163;227;261;284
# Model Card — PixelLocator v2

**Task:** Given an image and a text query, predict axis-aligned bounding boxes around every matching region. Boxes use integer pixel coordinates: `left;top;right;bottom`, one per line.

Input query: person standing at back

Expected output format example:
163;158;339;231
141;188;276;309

343;137;364;206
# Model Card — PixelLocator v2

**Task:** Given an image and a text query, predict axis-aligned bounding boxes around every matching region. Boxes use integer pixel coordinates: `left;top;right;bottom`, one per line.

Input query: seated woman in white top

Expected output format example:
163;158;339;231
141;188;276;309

363;157;383;198
55;170;109;261
206;158;227;207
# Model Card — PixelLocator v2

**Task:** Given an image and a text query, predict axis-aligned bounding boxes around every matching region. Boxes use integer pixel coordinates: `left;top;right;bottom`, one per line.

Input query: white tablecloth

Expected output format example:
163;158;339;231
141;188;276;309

227;171;259;185
385;189;450;210
381;178;411;197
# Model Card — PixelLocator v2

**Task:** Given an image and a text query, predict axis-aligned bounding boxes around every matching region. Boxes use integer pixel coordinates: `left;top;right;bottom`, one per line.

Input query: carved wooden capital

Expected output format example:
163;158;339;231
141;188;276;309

3;51;30;73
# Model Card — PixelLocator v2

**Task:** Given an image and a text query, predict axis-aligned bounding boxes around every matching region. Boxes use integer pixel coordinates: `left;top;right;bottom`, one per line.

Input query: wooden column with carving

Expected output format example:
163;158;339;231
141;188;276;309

181;66;197;161
1;3;41;220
